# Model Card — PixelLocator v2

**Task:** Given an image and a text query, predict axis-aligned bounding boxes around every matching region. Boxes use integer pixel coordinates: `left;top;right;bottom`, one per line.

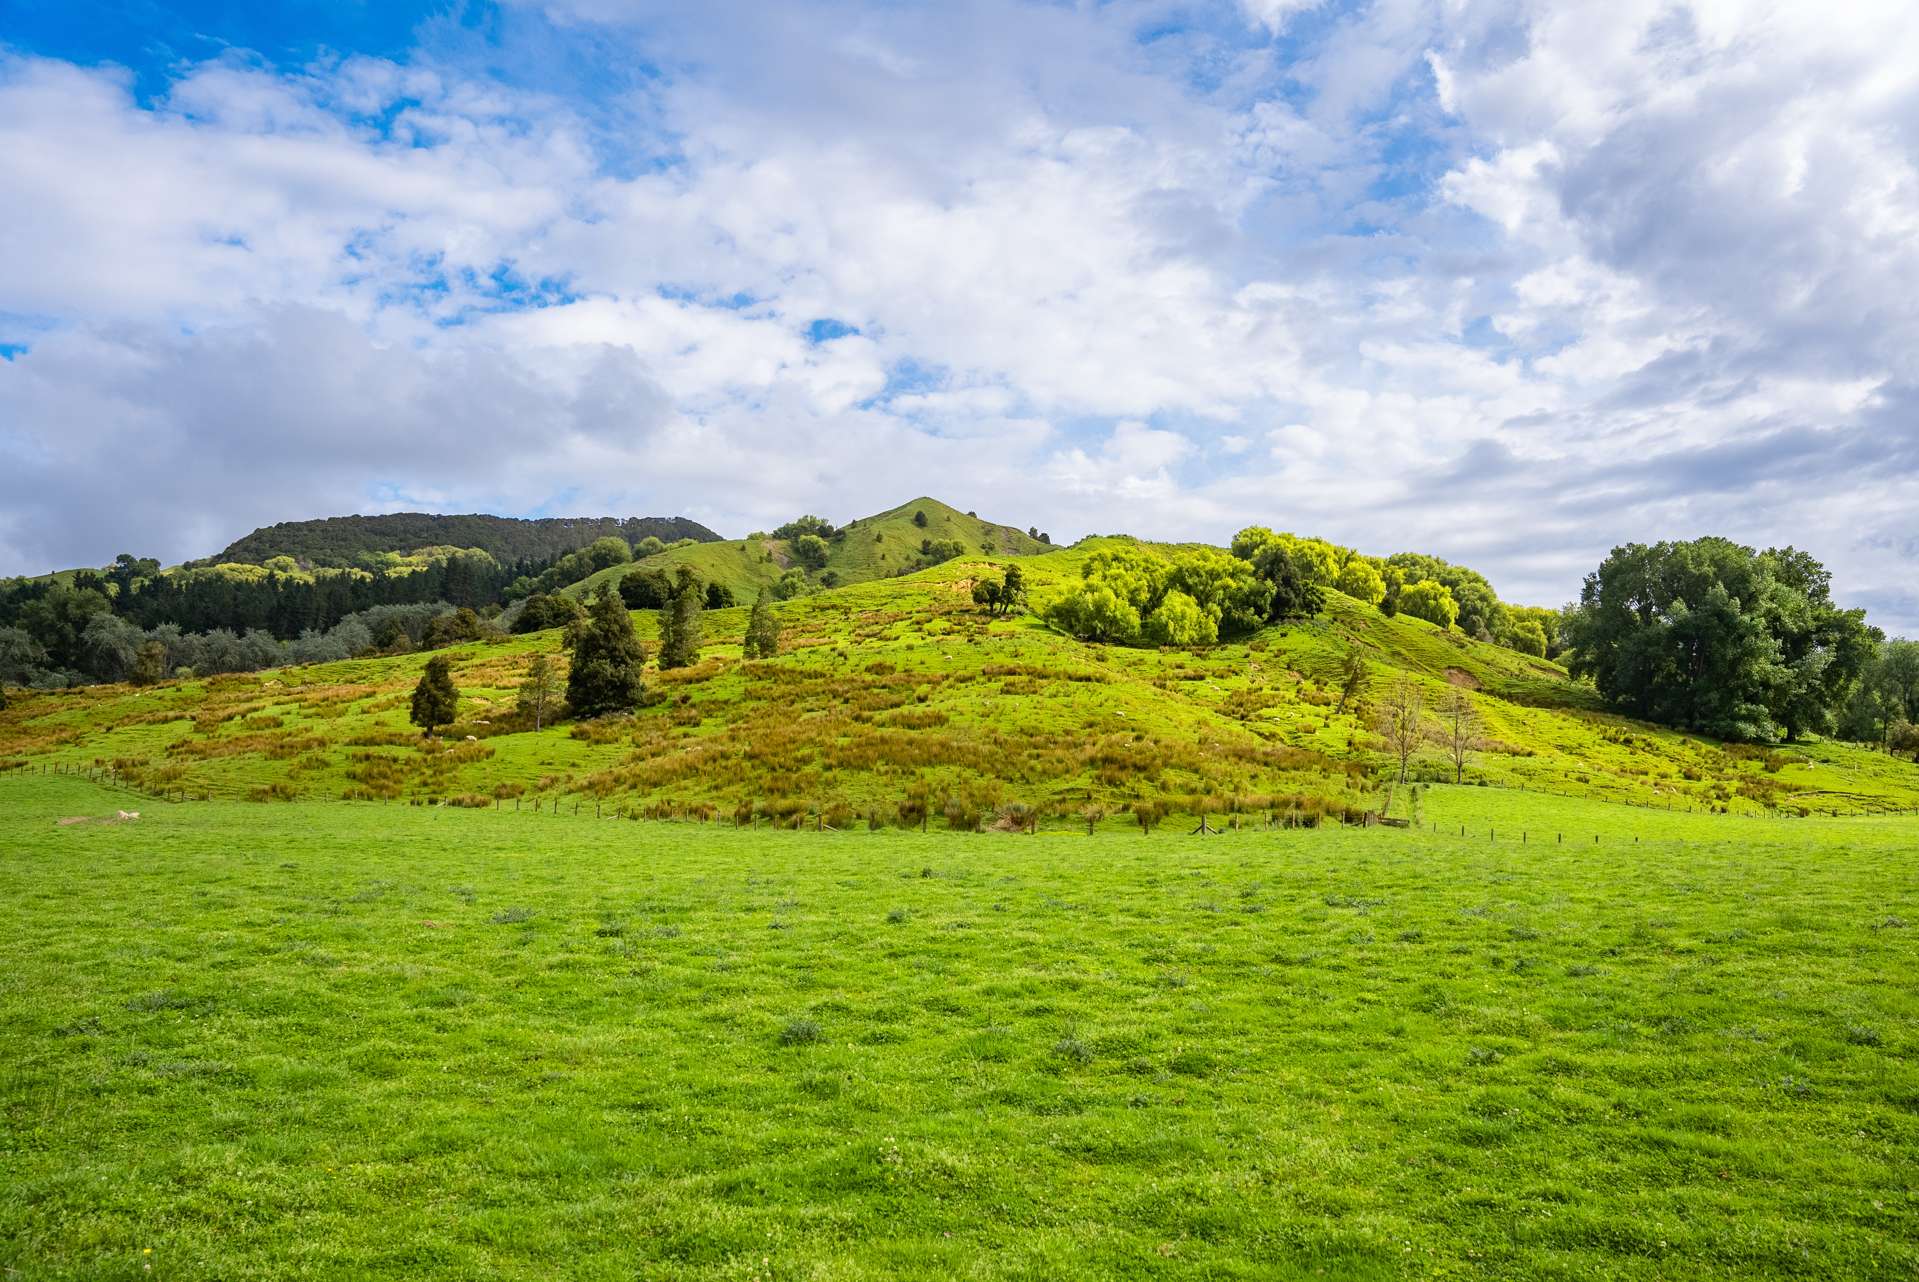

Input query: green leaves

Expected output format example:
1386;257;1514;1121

1564;538;1875;742
408;654;459;735
564;584;646;718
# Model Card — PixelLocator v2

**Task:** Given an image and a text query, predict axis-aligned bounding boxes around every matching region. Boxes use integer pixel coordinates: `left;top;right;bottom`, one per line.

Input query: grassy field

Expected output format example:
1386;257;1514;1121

3;776;1915;1279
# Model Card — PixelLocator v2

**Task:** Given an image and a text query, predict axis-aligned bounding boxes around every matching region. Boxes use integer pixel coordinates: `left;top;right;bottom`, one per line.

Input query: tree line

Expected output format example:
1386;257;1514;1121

409;582;784;735
1039;528;1557;654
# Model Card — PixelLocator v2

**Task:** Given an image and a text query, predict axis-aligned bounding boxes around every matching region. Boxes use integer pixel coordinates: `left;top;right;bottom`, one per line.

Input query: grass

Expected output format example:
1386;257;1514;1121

4;535;1918;823
566;497;1048;603
2;775;1917;1279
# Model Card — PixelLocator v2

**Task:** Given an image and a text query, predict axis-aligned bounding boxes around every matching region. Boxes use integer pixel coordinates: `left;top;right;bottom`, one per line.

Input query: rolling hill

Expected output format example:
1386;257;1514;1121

563;498;1049;602
5;533;1914;823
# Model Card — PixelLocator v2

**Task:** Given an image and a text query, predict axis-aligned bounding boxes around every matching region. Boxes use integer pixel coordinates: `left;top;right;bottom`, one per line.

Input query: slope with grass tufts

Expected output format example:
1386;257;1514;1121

5;532;1916;824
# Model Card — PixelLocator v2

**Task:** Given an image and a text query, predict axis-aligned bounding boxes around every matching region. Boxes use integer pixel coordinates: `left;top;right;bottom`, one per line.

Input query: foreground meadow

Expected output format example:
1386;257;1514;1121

2;778;1915;1280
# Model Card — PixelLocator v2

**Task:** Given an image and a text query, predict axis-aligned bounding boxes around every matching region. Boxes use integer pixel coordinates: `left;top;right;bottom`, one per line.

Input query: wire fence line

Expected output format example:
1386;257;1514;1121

11;760;1919;837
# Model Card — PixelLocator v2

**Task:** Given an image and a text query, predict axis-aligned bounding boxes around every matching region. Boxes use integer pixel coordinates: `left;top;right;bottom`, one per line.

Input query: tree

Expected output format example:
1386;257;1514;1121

743;588;782;658
1230;528;1325;621
1045;580;1142;643
1334;557;1387;606
971;578;1004;613
658;567;704;670
566;585;646;717
1044;545;1162;642
1509;605;1562;657
0;627;50;688
131;640;169;687
516;652;561;731
1892;720;1919;761
790;533;831;571
1378;563;1406;617
1387;552;1503;639
999;564;1026;615
19;584;112;673
583;536;634;572
1142;590;1215;646
1763;546;1876;742
1561;538;1872;742
913;509;929;528
1508;618;1549;657
618;569;673;609
1881;640;1919;723
410;655;459;736
773;515;836;540
1166;547;1267;636
1374;676;1427;789
1398;579;1459;630
81;613;143;683
513;592;585;634
1440;686;1480;784
916;538;965;566
772;568;813;600
424;606;489;649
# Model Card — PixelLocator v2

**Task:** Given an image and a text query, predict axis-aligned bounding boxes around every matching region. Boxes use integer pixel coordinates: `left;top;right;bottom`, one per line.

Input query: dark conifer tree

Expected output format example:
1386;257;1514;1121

409;654;460;736
566;585;645;717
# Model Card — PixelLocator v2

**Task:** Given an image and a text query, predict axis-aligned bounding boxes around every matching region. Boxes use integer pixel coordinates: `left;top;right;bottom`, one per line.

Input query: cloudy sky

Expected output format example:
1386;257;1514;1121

2;1;1916;628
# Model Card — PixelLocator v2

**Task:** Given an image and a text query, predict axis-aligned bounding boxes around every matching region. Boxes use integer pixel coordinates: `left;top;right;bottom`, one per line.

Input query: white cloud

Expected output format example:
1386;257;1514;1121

3;2;1919;629
1239;1;1326;35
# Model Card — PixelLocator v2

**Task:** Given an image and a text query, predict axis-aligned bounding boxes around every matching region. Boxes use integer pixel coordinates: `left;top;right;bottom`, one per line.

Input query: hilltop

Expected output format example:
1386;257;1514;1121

214;512;723;570
564;498;1049;603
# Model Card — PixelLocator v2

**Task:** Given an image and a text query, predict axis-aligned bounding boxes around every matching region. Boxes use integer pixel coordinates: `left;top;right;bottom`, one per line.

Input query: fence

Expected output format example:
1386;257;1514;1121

12;762;1919;836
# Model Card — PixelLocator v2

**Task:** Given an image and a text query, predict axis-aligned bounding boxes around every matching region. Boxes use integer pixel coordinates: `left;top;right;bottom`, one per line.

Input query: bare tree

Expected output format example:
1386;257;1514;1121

1375;676;1428;791
1441;686;1480;784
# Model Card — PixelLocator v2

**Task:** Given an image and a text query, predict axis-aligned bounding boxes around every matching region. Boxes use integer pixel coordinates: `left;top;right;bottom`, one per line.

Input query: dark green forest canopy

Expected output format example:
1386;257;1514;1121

215;513;722;569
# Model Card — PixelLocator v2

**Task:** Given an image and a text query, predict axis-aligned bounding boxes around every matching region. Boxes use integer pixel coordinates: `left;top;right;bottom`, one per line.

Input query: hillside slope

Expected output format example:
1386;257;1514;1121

565;498;1048;602
216;512;723;569
5;538;1915;822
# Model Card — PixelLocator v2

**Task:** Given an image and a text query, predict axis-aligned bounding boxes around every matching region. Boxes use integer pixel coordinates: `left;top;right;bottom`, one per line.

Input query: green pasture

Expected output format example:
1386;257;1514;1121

2;776;1915;1280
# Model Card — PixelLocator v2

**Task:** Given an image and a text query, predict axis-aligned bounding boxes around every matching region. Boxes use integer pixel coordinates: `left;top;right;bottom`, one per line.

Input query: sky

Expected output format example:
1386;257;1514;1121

1;1;1916;629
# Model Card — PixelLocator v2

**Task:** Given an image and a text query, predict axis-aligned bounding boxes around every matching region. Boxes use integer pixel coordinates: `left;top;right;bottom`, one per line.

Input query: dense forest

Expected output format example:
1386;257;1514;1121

214;513;720;569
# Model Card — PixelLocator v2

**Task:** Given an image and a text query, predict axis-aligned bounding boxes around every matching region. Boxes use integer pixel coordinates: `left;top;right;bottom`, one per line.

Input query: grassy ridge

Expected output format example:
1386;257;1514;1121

4;543;1918;818
2;775;1915;1280
565;498;1047;602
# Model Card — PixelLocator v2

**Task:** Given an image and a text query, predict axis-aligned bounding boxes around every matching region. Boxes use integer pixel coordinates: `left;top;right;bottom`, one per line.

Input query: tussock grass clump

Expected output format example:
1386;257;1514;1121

779;1017;823;1046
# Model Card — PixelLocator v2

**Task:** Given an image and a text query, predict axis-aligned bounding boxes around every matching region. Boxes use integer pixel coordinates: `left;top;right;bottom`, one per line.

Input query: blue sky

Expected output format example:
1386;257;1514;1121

2;0;1917;630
